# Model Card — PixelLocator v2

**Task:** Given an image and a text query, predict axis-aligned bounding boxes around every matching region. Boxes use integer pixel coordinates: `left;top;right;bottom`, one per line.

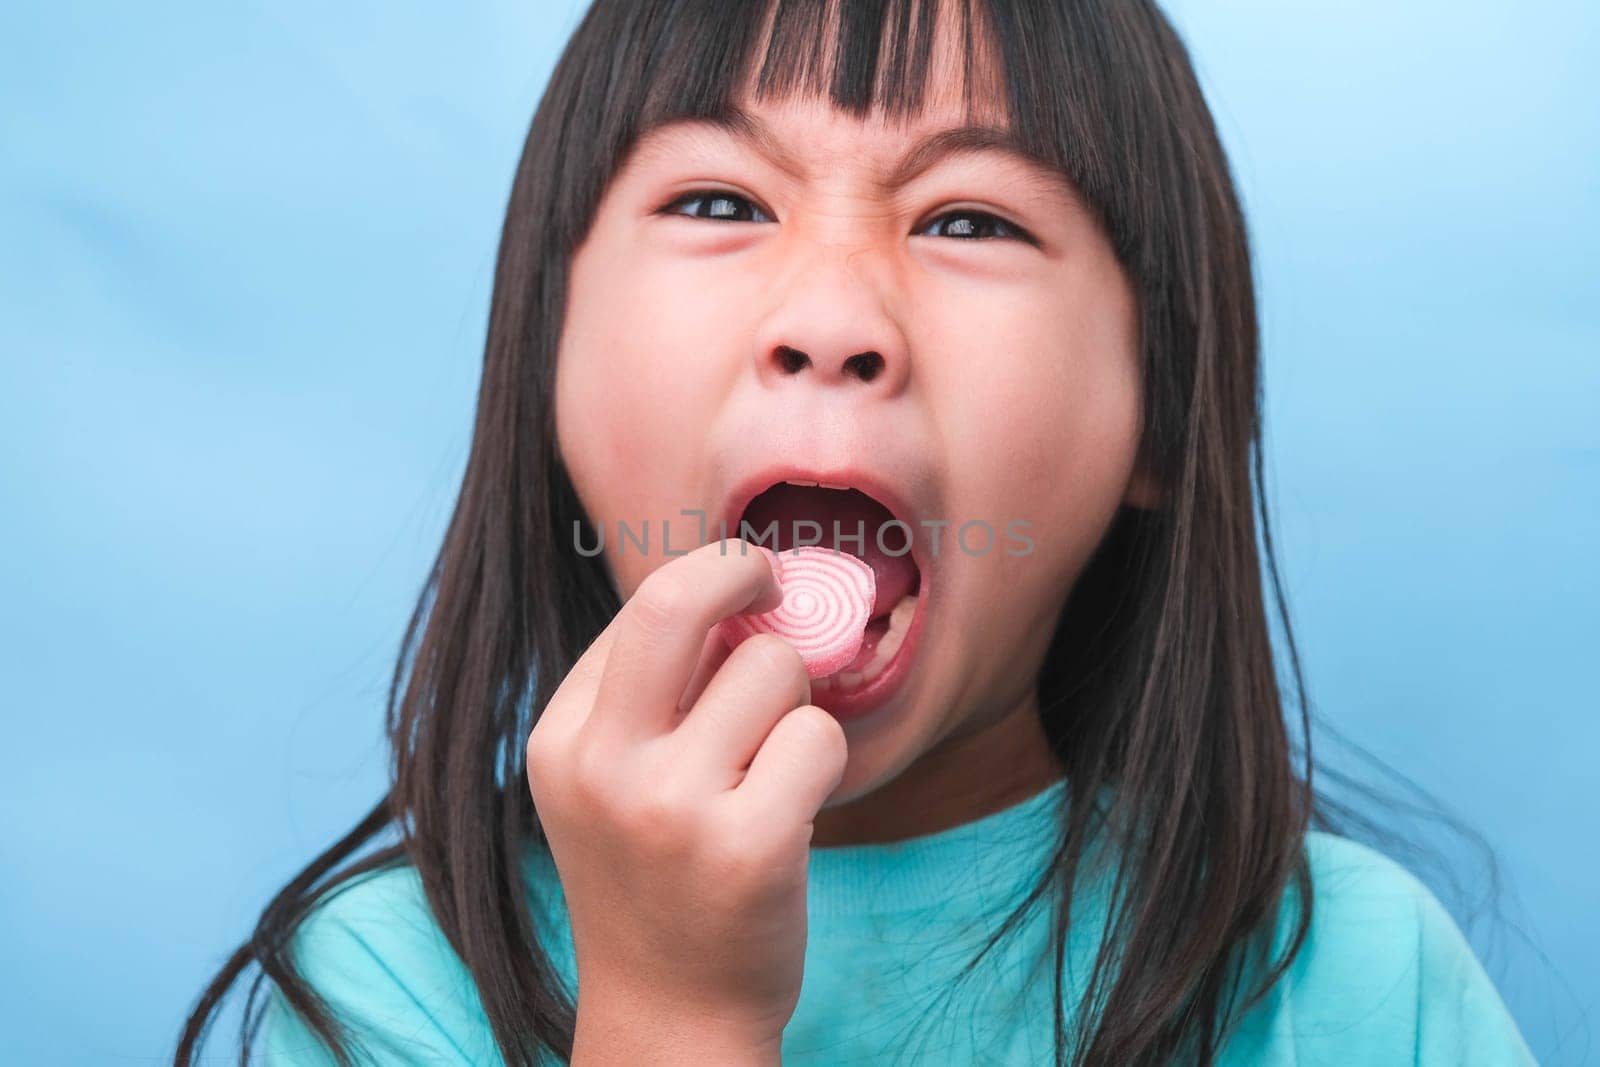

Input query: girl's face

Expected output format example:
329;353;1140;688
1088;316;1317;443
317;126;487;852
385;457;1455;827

555;20;1156;840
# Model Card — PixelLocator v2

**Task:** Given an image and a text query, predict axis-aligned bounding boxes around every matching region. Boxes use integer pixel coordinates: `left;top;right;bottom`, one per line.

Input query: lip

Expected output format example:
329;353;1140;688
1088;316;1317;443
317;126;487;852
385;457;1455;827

809;587;931;721
716;462;934;723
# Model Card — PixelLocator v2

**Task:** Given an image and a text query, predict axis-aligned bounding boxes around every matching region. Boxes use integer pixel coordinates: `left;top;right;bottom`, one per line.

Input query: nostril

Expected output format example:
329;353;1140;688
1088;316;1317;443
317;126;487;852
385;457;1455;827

776;346;810;373
844;352;884;382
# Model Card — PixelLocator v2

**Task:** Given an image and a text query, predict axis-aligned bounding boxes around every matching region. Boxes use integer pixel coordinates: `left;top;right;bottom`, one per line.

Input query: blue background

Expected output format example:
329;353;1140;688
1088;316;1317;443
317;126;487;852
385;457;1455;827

1;2;1593;1063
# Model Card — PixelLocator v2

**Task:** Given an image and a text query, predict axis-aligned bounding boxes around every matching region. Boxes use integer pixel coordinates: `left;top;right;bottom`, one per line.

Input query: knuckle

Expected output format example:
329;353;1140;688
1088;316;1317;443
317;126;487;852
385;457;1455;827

524;728;551;787
789;703;847;758
632;571;691;631
624;766;701;843
703;821;785;895
739;634;810;695
567;733;617;806
525;714;572;797
525;709;560;761
524;722;543;766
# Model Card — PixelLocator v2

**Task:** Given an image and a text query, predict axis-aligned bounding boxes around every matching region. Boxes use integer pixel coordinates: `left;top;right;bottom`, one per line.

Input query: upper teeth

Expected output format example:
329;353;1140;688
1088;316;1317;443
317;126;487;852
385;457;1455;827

783;478;851;490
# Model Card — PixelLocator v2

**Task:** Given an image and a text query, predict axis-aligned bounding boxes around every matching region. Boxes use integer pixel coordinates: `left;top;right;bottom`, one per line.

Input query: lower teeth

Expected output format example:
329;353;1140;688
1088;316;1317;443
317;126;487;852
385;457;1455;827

813;594;917;693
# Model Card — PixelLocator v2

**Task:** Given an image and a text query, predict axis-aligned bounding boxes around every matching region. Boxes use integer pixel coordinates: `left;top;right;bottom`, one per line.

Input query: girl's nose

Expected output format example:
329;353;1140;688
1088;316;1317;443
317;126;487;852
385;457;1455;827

752;248;912;397
756;336;913;399
754;307;912;397
771;345;886;384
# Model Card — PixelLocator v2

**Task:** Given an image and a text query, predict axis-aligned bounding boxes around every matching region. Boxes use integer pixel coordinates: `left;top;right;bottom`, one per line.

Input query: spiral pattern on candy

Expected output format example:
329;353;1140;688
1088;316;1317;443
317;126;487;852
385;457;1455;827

719;545;877;678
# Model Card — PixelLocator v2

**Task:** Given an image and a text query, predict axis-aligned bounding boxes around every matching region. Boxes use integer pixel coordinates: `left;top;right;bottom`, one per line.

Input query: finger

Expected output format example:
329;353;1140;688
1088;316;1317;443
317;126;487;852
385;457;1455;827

676;627;735;718
735;704;848;825
589;538;782;743
531;611;625;743
668;633;811;791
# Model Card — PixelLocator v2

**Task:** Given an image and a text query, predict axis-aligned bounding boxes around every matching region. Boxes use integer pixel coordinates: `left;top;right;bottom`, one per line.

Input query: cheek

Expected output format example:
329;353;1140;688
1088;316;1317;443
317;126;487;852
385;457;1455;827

555;242;737;591
930;284;1142;610
561;258;695;440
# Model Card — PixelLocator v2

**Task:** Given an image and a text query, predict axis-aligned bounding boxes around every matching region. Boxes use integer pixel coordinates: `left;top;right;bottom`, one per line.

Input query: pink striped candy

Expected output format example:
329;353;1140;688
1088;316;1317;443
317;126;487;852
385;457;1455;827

720;545;877;678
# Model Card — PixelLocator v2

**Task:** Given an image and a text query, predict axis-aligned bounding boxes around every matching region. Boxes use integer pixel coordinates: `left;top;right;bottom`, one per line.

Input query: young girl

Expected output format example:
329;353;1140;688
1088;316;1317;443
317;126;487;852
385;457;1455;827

178;1;1537;1064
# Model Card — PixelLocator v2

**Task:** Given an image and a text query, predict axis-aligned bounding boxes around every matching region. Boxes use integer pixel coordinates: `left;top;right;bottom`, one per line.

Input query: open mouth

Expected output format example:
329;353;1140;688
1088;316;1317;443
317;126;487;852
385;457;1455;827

736;480;927;712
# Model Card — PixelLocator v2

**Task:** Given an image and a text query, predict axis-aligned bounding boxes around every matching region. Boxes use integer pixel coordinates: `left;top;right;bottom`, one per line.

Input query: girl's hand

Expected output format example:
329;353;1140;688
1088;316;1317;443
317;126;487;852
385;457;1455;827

525;538;849;1063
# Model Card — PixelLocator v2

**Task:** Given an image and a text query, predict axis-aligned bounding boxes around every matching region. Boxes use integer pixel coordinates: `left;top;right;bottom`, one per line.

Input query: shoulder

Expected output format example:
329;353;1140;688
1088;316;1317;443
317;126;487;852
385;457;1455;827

292;862;438;952
1216;832;1536;1066
1296;831;1507;1002
259;863;501;1065
1299;830;1437;953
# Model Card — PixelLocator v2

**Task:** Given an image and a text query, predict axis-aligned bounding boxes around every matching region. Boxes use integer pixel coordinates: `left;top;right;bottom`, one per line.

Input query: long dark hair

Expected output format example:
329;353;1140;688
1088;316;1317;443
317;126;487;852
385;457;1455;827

175;1;1507;1064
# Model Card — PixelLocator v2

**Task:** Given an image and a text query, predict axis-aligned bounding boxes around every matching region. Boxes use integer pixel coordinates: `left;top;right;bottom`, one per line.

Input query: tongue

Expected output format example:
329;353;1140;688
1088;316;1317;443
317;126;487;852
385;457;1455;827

743;483;919;618
857;543;918;617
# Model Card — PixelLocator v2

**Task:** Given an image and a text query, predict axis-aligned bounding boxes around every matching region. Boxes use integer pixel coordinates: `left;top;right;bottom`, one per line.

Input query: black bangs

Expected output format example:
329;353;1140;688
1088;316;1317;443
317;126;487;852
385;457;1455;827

752;0;981;119
628;0;1011;140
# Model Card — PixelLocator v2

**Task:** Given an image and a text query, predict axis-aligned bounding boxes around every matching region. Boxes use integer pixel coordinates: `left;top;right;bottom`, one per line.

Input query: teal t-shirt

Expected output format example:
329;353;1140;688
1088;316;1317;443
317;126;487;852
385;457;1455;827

259;778;1536;1065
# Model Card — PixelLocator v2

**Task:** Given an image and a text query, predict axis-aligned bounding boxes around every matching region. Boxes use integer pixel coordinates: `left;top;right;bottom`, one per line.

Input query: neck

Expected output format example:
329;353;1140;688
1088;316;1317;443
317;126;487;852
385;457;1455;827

810;690;1065;847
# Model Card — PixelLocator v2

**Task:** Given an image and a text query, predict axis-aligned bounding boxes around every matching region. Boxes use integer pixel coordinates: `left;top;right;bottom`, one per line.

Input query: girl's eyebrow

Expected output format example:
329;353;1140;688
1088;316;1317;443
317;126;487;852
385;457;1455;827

643;103;1075;197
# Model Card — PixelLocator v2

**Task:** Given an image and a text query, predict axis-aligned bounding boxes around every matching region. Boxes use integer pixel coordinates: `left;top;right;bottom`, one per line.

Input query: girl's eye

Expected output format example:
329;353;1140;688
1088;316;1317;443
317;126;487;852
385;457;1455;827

658;190;1030;242
659;191;773;224
916;210;1028;242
